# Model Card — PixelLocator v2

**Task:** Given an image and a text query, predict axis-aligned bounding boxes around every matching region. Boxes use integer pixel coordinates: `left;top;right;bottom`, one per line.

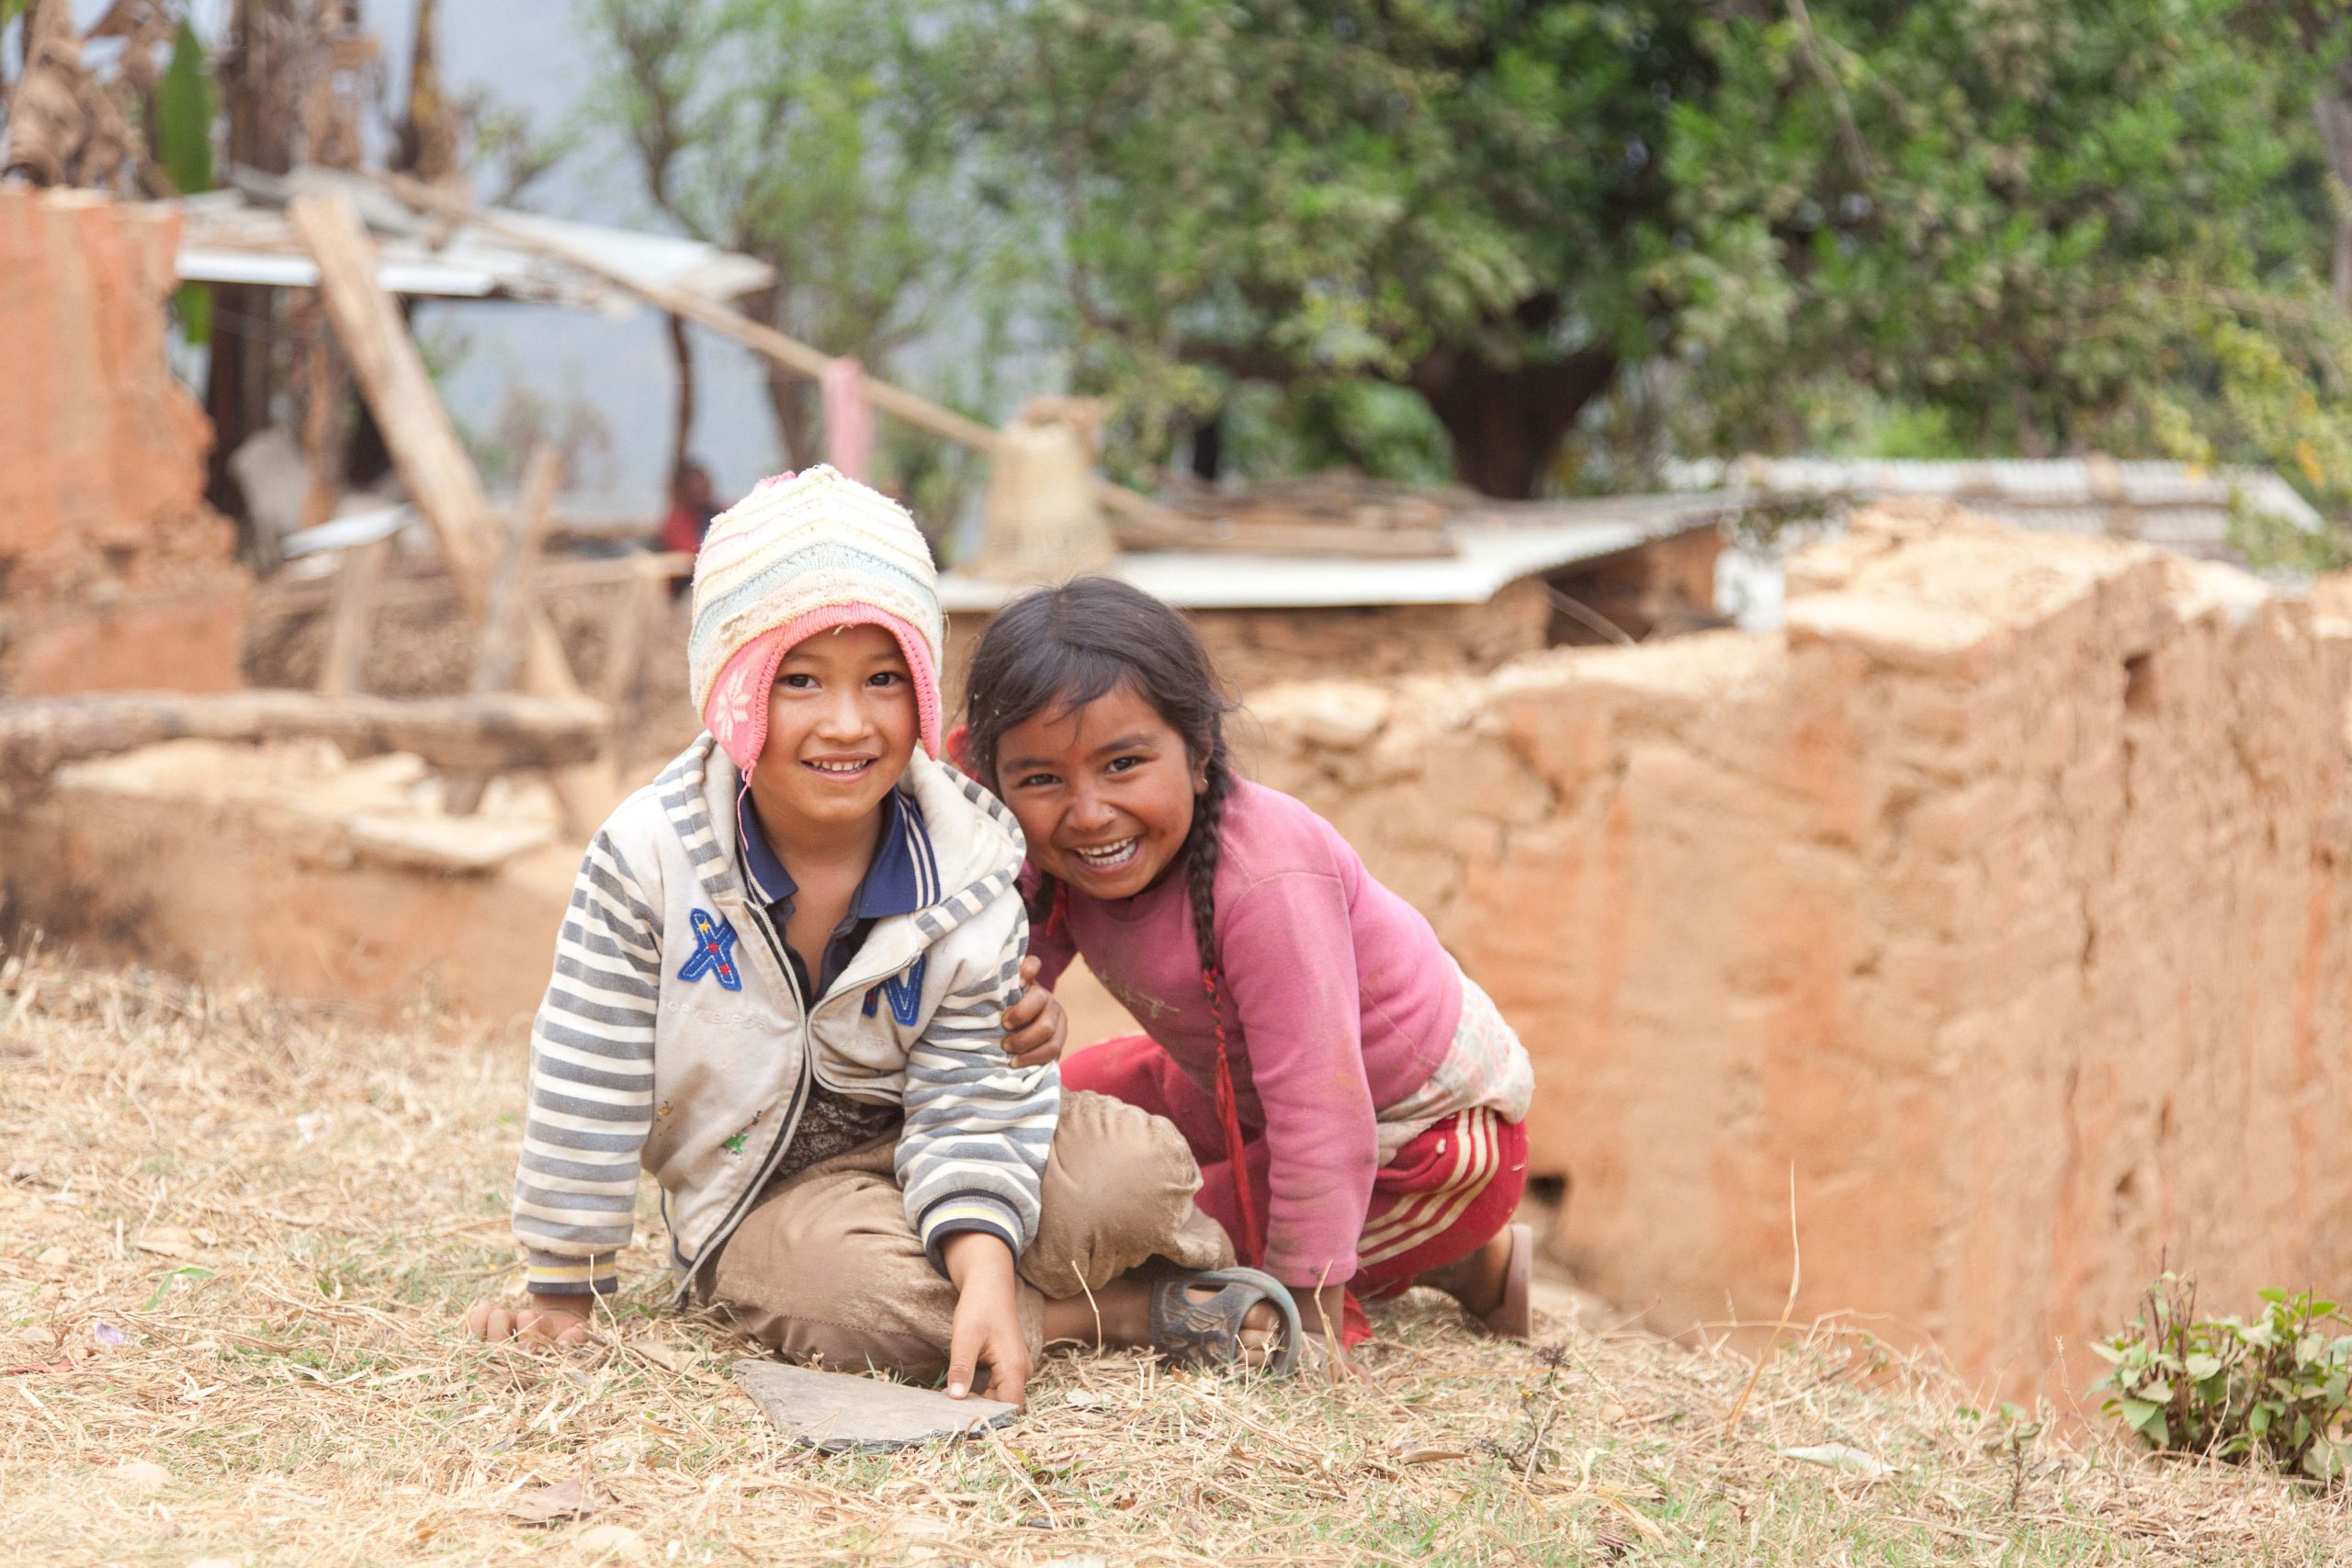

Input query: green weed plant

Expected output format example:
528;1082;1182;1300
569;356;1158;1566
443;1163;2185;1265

2094;1272;2352;1483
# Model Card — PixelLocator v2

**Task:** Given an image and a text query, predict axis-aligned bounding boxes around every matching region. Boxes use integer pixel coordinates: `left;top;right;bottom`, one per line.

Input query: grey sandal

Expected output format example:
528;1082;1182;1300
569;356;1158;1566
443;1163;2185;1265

1148;1266;1303;1379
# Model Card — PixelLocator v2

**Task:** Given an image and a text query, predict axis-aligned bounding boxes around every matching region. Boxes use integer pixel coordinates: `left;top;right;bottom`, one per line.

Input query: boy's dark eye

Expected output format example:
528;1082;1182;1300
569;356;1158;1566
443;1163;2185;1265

778;672;818;691
1105;755;1144;774
868;671;905;688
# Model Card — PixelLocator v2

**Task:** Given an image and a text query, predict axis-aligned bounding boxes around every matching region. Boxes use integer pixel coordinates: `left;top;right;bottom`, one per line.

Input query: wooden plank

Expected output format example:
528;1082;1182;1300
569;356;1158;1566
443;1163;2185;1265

469;445;562;698
316;534;391;695
287;191;497;601
0;691;609;784
287;191;585;703
445;446;562;815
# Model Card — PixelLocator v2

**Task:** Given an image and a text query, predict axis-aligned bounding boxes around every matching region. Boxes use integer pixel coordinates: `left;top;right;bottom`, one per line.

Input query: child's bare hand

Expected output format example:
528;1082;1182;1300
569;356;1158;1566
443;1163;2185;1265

941;1232;1032;1406
1001;956;1068;1069
465;1293;594;1347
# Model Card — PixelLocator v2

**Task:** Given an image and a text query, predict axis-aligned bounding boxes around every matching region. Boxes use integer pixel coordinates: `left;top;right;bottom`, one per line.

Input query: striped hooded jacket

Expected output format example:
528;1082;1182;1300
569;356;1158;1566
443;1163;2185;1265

509;734;1054;1299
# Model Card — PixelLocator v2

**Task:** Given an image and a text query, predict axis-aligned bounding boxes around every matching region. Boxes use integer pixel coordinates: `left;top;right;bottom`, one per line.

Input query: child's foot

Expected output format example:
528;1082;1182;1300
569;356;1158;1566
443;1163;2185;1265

1419;1224;1533;1338
1044;1270;1298;1373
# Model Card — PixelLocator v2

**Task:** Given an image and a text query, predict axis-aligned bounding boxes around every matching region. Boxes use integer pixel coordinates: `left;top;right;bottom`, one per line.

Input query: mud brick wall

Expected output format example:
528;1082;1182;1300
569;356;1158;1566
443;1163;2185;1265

0;188;246;694
1244;502;2352;1396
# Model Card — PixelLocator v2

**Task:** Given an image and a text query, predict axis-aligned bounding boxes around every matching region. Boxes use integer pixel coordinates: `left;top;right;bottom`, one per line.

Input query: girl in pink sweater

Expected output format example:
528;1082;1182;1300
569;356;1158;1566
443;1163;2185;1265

962;578;1536;1357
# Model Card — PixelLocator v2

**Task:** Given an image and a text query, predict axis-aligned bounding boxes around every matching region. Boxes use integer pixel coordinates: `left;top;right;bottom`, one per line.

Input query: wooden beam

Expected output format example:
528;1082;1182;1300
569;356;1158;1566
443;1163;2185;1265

446;446;561;814
287;191;584;701
287;191;496;599
316;533;392;695
0;691;610;785
469;445;562;698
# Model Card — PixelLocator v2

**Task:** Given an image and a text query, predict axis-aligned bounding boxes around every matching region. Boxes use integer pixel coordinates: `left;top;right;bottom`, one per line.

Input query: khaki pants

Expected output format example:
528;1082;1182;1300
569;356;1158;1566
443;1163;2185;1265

698;1089;1231;1380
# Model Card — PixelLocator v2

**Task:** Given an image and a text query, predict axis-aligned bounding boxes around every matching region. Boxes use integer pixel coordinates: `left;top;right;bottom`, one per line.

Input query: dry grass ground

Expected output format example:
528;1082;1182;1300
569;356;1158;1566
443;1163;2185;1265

0;950;2346;1566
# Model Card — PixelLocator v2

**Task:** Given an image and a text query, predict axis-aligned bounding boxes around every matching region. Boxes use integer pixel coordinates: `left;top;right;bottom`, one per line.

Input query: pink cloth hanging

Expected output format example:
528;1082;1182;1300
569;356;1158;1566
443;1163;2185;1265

820;356;875;483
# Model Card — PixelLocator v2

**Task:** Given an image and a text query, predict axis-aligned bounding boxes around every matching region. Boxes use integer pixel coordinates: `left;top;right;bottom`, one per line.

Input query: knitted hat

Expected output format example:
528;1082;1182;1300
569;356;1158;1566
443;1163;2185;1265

688;466;944;772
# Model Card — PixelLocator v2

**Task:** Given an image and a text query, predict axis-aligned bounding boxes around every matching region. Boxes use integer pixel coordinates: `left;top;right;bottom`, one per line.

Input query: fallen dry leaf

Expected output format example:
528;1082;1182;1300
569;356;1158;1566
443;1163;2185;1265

1396;1444;1471;1465
1781;1442;1897;1480
132;1225;203;1259
35;1246;67;1268
106;1460;171;1496
573;1522;649;1562
503;1476;604;1526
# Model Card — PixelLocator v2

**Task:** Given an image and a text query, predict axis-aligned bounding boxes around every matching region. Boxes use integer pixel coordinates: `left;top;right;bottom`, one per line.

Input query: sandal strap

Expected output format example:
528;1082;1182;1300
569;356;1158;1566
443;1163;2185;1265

1148;1267;1303;1379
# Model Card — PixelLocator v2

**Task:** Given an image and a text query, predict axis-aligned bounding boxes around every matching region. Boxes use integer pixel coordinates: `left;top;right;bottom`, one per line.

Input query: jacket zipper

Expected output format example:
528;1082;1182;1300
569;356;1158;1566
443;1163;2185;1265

670;898;815;1301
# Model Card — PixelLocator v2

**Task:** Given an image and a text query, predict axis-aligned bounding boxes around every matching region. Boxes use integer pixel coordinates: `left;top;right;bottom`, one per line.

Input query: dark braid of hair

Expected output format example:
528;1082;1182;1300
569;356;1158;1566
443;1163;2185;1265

1182;742;1265;1266
1182;747;1235;982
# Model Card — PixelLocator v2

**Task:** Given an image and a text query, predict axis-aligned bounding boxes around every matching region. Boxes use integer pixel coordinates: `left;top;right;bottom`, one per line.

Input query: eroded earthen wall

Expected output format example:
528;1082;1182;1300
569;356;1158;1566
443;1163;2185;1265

0;188;246;694
1245;502;2352;1397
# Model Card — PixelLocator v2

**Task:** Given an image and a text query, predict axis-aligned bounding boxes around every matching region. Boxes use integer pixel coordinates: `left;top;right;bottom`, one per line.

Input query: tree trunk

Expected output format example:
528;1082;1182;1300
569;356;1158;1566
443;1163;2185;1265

1409;347;1619;500
396;0;459;184
205;0;299;538
667;311;696;493
2318;79;2352;311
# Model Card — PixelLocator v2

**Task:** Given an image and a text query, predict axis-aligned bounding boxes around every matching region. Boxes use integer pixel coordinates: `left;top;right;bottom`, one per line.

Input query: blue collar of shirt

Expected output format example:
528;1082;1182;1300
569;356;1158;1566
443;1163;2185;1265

735;784;938;919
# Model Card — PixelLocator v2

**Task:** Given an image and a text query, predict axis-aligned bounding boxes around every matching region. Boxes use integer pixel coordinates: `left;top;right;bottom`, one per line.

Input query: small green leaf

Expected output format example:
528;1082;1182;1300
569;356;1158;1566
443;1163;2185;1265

2183;1353;2223;1380
2117;1396;2165;1433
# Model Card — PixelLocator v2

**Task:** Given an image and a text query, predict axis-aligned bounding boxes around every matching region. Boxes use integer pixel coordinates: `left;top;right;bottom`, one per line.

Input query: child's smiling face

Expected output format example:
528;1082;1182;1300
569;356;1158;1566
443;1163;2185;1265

750;623;919;835
994;680;1205;901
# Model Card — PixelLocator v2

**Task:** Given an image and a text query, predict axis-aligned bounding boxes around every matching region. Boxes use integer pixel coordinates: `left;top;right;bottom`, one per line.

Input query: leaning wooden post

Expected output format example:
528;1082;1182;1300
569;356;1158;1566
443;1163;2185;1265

316;533;392;695
445;445;561;814
288;192;616;828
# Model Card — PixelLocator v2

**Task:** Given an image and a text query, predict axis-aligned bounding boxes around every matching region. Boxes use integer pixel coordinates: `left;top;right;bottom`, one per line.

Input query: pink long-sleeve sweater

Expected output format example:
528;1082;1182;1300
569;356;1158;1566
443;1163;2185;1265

1029;779;1464;1289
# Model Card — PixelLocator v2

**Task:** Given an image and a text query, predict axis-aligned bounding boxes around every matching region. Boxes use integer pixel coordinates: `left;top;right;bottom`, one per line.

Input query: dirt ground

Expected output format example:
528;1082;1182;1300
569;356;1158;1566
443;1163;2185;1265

3;954;2346;1566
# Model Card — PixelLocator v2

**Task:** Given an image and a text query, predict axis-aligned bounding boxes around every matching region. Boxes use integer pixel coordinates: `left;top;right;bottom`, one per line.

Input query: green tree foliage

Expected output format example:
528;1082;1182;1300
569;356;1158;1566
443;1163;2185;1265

579;0;998;496
951;0;2352;510
955;1;1680;495
157;17;216;344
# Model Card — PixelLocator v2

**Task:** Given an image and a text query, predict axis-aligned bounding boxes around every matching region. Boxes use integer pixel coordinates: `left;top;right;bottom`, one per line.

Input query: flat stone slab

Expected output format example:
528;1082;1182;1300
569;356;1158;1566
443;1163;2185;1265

731;1359;1019;1454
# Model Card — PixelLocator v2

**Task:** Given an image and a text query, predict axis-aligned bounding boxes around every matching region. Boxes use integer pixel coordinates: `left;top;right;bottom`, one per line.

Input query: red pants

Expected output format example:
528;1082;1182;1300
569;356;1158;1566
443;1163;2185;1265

1062;1034;1528;1344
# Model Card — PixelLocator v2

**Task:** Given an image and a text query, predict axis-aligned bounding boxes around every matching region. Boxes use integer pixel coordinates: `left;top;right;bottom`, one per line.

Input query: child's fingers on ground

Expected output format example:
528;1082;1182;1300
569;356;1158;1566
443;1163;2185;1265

985;1329;1031;1409
944;1317;982;1400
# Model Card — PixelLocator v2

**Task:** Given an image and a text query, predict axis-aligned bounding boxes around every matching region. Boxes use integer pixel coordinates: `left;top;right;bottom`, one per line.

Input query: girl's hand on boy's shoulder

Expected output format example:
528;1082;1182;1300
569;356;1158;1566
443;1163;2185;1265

464;1293;594;1348
1001;956;1068;1069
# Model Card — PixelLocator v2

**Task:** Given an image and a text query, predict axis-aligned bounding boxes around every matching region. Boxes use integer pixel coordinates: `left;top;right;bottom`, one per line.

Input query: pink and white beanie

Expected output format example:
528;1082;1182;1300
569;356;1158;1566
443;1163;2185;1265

685;466;944;773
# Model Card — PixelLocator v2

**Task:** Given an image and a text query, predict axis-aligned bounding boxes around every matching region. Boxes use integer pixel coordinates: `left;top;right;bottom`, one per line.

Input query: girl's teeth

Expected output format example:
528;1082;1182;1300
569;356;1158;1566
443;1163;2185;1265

808;761;867;773
1075;839;1138;866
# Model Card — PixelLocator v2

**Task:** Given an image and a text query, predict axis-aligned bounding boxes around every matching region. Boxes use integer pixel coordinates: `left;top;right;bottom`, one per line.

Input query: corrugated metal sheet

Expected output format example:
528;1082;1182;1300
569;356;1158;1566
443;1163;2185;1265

1666;456;2321;558
938;492;1739;611
164;166;772;310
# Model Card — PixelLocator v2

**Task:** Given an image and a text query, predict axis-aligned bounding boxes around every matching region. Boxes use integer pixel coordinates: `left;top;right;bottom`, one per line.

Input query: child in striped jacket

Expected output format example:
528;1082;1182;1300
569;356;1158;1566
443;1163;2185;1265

465;468;1299;1402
